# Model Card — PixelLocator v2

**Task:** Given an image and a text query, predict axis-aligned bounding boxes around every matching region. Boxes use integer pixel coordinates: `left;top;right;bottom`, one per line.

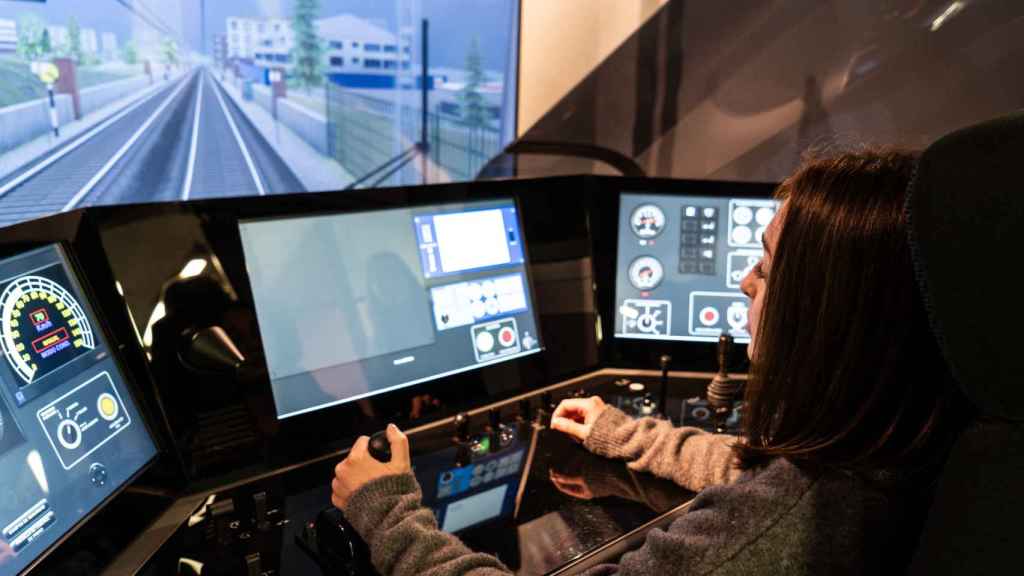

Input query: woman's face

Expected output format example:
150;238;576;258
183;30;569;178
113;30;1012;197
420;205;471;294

740;202;784;361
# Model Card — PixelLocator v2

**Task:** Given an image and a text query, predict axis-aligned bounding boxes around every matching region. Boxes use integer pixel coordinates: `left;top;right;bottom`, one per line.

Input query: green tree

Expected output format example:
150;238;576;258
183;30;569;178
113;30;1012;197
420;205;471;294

68;16;83;63
161;37;179;68
122;39;138;65
15;13;47;61
459;36;488;129
40;28;52;55
290;0;324;91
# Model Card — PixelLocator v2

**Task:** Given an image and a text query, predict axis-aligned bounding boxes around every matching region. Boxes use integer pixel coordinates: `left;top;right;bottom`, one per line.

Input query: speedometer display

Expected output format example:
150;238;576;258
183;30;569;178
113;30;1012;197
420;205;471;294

0;274;95;387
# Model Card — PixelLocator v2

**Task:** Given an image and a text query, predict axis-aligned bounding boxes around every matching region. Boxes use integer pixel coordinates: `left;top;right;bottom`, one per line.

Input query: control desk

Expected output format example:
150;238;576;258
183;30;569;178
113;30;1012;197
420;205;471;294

0;175;773;575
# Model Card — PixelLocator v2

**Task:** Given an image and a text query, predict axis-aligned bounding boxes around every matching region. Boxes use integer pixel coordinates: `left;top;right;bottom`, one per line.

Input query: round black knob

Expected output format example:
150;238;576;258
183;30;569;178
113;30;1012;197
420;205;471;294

368;431;391;462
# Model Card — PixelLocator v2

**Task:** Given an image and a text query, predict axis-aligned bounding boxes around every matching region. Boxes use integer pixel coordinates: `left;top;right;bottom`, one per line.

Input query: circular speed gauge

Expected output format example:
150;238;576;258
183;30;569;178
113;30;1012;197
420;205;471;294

0;275;95;386
629;204;666;239
627;256;664;290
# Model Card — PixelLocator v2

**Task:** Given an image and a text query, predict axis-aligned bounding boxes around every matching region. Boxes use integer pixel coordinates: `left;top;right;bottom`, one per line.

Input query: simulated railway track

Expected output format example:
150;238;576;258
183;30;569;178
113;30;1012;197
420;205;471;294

0;68;304;228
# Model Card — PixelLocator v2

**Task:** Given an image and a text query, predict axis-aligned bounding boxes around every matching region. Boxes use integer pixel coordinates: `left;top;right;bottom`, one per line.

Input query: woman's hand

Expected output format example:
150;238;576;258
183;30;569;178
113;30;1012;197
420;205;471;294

332;424;412;512
549;468;596;500
550;396;608;442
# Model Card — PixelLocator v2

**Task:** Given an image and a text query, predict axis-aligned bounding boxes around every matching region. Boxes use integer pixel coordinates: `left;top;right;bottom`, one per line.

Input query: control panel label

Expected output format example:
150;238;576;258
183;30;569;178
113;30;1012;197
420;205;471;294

36;371;131;470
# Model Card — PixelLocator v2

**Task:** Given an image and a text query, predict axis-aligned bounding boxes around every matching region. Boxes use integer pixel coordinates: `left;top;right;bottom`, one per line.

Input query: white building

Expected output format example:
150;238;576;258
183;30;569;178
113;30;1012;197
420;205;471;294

225;14;411;86
101;32;118;59
46;25;68;50
227;17;290;60
81;28;98;54
0;19;16;53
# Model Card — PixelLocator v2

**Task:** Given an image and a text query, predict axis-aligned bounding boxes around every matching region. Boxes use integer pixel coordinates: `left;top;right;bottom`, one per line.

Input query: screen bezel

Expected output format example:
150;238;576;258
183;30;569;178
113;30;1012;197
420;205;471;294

0;242;161;576
587;177;777;372
237;194;546;421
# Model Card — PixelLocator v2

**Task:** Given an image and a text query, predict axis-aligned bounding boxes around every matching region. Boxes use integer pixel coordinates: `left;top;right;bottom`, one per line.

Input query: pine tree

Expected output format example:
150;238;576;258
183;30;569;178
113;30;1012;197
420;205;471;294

122;40;138;65
290;0;324;91
161;38;178;67
460;36;487;129
40;28;52;55
68;17;83;64
16;13;46;61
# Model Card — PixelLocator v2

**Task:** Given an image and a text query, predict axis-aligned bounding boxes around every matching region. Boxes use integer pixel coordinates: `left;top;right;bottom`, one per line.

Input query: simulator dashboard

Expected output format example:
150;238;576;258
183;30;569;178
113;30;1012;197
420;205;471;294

239;200;542;419
0;175;775;575
614;193;779;343
0;245;157;576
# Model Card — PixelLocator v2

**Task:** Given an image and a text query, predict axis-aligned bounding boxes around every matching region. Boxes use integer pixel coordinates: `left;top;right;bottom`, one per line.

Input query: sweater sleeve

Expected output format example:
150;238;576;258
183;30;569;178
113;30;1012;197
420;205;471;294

582;407;742;492
344;473;513;576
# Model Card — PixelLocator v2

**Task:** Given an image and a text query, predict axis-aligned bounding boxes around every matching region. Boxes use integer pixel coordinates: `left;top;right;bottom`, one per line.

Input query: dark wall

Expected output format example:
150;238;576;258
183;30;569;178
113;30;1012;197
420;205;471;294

518;0;1024;181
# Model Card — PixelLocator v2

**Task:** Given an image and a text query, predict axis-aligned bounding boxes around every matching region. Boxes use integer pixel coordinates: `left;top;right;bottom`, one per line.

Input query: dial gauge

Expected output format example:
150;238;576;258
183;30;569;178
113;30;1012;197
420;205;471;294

629;204;666;239
0;275;95;386
627;256;664;290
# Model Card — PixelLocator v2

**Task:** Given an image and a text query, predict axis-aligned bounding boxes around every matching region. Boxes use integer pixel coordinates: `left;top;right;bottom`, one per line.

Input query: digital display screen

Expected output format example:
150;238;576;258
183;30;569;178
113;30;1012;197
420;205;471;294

425;446;526;534
0;245;157;575
614;193;779;343
0;1;521;229
239;200;542;419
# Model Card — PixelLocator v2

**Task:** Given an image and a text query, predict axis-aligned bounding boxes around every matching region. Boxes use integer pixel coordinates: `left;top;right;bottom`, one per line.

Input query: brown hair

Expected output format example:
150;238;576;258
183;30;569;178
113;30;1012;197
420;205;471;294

735;149;965;471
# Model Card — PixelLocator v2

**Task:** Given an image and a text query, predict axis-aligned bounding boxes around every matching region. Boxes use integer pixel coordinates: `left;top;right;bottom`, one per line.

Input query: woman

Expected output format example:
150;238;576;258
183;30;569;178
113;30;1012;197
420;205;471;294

331;149;966;575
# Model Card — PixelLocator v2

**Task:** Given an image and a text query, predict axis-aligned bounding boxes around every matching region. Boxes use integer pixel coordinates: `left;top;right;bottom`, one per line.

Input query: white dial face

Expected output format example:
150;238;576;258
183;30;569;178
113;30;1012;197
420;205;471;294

628;256;664;290
629;204;666;239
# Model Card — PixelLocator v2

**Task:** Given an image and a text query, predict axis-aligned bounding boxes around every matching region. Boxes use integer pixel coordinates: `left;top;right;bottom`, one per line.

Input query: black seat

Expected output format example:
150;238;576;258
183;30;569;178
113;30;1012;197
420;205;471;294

905;112;1024;575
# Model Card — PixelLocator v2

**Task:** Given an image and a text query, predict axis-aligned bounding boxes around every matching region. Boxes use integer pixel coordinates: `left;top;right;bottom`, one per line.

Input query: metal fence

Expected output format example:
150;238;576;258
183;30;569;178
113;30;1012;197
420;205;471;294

326;84;502;186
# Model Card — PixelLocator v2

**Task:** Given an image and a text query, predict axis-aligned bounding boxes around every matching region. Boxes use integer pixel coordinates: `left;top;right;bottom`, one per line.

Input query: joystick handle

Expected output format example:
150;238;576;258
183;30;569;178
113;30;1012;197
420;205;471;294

706;335;741;432
658;354;672;418
368;431;391;462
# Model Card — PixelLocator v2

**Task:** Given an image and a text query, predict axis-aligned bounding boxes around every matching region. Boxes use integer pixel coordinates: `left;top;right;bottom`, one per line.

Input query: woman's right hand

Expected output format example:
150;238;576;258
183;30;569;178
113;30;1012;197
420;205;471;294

550;396;608;442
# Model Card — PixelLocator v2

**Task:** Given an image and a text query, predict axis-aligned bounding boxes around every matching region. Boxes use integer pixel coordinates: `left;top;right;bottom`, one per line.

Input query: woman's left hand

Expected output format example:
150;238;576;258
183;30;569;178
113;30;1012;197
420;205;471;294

332;423;412;512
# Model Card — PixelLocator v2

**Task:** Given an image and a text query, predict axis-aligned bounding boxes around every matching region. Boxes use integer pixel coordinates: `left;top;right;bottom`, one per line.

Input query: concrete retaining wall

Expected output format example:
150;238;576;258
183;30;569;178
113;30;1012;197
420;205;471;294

278;98;329;154
0;94;75;153
252;83;273;112
79;76;150;117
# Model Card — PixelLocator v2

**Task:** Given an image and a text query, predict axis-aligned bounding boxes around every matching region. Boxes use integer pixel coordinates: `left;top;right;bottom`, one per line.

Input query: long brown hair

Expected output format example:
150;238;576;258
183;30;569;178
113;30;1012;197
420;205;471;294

735;149;964;471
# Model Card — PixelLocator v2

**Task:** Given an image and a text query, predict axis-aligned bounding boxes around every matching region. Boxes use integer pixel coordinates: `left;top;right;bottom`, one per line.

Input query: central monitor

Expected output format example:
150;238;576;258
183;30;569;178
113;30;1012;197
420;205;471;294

614;192;780;343
239;199;542;419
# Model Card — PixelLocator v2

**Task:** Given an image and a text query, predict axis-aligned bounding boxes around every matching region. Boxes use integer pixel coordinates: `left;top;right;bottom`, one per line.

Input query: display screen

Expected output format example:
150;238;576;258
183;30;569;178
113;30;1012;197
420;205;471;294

422;445;526;534
0;0;520;230
239;200;542;419
0;245;157;575
614;193;780;343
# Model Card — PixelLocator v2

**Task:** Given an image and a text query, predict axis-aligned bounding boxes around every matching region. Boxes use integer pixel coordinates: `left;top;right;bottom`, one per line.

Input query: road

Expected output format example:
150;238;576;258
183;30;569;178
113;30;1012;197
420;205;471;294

0;68;305;228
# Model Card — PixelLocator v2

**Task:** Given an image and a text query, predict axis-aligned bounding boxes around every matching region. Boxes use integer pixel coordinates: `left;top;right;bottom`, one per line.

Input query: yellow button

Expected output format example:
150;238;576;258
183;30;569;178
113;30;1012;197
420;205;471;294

98;393;119;420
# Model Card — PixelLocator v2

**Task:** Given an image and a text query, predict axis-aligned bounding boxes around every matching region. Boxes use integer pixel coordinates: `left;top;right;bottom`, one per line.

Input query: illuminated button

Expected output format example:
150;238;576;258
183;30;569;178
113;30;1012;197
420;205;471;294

733;206;753;225
475;331;495;353
755;207;775;226
699;306;720;326
97;393;119;421
731;226;753;245
498;327;517;347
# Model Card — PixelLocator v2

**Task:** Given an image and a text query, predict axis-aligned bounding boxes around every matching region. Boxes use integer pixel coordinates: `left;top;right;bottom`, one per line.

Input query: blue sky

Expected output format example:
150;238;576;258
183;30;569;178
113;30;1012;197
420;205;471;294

0;0;517;70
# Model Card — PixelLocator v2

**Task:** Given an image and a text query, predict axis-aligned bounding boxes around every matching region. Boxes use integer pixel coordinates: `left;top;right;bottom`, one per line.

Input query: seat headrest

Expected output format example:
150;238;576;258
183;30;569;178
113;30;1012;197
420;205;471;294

906;112;1024;421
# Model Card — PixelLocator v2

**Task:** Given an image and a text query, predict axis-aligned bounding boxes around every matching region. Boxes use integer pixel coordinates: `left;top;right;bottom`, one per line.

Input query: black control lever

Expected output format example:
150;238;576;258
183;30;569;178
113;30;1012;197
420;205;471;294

706;335;740;433
658;354;671;420
368;431;391;463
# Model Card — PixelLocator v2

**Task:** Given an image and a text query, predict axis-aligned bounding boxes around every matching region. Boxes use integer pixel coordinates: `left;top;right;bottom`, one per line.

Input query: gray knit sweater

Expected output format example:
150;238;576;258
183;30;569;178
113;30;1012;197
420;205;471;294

345;407;904;575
